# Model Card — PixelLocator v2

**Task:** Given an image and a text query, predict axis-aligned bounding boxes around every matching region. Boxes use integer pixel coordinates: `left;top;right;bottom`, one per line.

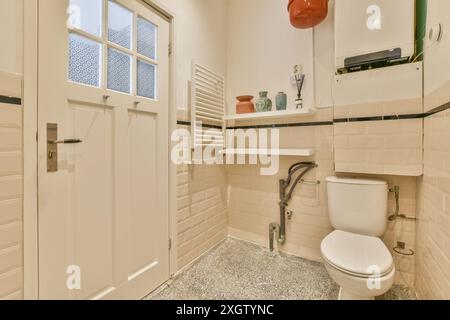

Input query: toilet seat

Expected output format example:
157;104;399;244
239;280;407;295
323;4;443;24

321;230;394;278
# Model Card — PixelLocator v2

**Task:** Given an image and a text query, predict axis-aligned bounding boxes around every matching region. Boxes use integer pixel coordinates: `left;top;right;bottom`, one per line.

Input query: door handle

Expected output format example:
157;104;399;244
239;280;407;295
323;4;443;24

48;139;83;144
47;123;83;173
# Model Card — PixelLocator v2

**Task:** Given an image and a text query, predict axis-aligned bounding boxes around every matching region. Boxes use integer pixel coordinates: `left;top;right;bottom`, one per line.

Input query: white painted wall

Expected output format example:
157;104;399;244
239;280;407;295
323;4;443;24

313;0;335;109
226;0;314;114
424;0;450;107
0;0;23;75
159;0;228;110
157;0;229;271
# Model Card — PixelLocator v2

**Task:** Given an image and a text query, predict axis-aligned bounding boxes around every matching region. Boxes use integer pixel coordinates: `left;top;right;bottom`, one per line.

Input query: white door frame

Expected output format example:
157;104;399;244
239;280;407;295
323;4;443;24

23;0;178;300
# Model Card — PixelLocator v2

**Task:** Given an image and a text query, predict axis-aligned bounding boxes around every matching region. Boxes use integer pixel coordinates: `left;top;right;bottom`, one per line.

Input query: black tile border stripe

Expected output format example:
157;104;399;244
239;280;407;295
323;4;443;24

177;121;222;130
227;121;334;130
424;101;450;118
335;113;425;123
177;121;191;127
349;116;383;122
0;95;22;106
398;113;426;120
177;120;335;129
177;101;450;129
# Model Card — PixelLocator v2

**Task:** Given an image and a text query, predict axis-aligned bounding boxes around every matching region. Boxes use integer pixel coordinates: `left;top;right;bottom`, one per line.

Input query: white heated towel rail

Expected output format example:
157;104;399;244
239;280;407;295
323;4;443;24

191;62;225;150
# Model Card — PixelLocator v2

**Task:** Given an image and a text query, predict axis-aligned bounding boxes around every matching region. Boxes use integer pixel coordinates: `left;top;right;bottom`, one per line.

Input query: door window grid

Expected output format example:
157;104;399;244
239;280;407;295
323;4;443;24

68;0;158;100
108;1;133;50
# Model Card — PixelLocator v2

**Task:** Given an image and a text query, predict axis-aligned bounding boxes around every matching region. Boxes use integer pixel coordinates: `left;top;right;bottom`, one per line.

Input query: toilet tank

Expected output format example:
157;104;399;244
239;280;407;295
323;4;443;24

326;176;388;237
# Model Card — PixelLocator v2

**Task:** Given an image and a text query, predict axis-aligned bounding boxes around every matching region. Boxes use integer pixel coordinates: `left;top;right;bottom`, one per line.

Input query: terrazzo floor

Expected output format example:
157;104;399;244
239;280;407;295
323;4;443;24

146;238;416;300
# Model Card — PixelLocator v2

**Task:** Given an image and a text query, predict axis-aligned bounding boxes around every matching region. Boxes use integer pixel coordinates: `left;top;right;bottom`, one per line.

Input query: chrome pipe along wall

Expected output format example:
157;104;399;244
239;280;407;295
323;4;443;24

269;162;318;252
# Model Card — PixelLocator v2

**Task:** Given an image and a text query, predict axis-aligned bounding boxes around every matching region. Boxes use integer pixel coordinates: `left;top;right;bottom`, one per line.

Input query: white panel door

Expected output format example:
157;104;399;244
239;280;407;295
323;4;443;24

37;0;170;300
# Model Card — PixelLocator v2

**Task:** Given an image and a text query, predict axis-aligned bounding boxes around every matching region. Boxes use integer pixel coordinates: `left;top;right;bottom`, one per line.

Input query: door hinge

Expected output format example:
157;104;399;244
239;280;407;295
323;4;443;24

168;43;172;56
36;132;38;142
169;238;172;250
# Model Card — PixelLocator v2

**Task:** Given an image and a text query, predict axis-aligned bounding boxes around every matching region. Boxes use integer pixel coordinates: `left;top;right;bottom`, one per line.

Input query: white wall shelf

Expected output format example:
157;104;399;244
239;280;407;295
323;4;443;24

223;108;316;122
219;148;315;157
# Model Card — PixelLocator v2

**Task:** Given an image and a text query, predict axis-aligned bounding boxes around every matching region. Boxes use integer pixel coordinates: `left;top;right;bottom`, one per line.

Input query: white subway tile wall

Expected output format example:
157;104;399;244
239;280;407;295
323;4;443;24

175;115;228;270
0;102;23;299
176;163;228;269
356;174;418;288
334;99;423;119
416;108;450;299
425;80;450;114
334;119;423;176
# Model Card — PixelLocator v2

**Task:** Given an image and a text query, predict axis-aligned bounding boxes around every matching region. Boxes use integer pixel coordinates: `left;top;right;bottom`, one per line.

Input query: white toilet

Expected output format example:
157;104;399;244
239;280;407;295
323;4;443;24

321;176;395;300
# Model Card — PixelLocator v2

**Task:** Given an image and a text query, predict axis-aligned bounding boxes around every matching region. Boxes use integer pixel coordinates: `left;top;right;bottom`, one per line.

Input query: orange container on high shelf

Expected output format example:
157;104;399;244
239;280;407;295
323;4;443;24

288;0;328;29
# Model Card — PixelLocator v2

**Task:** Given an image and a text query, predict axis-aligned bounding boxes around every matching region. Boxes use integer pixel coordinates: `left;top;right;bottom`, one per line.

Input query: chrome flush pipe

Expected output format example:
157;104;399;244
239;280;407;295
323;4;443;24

269;162;318;252
388;186;401;221
269;223;279;252
388;186;416;221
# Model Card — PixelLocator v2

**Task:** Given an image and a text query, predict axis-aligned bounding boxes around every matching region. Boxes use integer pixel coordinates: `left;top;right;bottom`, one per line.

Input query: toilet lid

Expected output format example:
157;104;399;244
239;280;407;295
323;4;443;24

321;230;394;277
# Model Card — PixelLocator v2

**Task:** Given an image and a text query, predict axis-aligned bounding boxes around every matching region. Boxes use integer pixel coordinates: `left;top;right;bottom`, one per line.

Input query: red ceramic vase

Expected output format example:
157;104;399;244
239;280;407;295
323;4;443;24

288;0;328;29
236;96;255;114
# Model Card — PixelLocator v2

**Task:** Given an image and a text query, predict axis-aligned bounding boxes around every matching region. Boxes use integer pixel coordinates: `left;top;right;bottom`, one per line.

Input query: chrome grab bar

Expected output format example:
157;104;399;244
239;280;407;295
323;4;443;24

299;179;321;186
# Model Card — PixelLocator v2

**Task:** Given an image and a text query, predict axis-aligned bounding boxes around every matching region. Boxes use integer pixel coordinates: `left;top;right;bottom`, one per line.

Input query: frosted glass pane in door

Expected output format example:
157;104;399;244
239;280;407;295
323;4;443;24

107;48;132;94
137;60;156;99
108;1;133;49
68;0;103;37
69;33;102;87
137;17;157;60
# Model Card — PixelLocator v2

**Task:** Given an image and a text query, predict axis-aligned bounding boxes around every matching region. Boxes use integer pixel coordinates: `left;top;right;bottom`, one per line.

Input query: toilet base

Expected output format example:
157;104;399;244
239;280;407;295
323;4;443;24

338;287;375;301
324;261;395;301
